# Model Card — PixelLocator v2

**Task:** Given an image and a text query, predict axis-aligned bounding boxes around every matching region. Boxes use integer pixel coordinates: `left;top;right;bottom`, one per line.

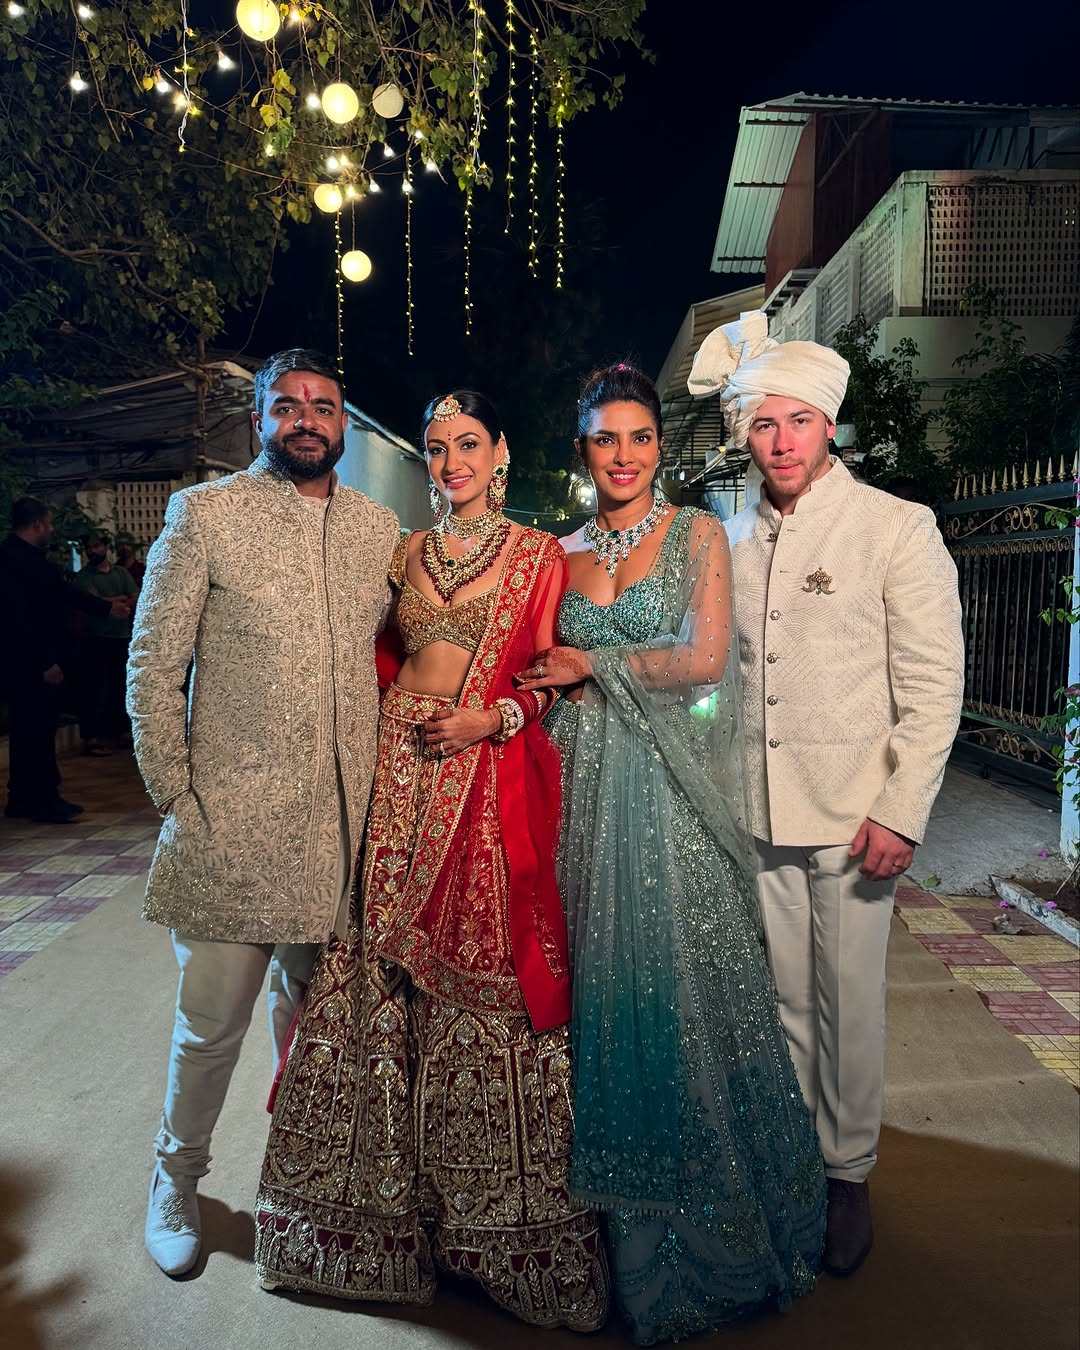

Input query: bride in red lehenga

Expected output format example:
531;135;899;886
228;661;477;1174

255;390;610;1331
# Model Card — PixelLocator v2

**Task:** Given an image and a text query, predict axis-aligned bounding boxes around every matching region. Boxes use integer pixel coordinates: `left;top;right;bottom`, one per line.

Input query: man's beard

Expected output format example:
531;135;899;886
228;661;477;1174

261;430;345;481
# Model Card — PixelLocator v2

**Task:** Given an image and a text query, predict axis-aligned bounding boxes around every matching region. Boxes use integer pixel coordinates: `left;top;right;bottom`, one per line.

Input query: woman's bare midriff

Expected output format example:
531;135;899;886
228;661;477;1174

394;643;473;701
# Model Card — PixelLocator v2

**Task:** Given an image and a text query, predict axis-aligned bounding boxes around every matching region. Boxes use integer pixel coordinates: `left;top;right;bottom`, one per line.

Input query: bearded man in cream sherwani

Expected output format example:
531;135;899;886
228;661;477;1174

690;314;964;1278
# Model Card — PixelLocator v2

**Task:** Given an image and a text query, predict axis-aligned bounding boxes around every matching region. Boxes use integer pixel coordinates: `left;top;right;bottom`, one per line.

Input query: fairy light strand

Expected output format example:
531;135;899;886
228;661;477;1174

527;31;539;278
554;67;566;289
405;143;415;356
177;0;191;152
464;0;483;334
333;210;345;378
504;0;515;232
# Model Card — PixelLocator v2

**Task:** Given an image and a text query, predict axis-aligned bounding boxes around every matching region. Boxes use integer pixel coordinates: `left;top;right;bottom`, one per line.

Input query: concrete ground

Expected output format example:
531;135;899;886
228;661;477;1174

1;753;1078;1350
915;761;1068;895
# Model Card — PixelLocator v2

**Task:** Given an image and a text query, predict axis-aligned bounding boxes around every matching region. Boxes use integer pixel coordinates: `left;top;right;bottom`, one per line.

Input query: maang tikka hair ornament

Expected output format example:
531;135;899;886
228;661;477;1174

431;394;462;422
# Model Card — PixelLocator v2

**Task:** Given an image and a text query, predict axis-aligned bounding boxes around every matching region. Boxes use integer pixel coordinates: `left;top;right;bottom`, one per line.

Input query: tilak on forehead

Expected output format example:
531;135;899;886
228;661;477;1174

687;311;850;448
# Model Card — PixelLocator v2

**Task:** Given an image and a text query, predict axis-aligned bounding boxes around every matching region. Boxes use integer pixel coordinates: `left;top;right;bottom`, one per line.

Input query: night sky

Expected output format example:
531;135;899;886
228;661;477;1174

223;0;1080;459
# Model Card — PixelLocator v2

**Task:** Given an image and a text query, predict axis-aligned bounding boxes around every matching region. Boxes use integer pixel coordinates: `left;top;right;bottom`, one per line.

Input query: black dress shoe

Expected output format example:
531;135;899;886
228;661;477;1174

31;807;78;825
824;1178;873;1277
54;798;84;816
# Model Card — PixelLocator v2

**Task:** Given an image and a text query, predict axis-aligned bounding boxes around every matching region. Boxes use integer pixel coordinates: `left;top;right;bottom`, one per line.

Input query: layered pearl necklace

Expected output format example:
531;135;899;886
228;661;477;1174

584;496;666;579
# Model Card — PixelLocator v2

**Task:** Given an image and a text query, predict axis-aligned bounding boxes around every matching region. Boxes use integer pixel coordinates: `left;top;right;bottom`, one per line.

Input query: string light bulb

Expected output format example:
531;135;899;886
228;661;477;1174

368;178;382;193
304;92;320;111
216;50;235;70
382;142;395;159
505;0;516;231
235;0;280;41
340;249;372;282
333;213;345;377
325;155;340;172
404;144;415;356
527;32;539;278
371;82;404;119
313;183;343;213
76;3;93;17
423;158;438;173
155;74;169;93
69;71;88;92
554;69;567;289
321;81;359;125
7;3;26;15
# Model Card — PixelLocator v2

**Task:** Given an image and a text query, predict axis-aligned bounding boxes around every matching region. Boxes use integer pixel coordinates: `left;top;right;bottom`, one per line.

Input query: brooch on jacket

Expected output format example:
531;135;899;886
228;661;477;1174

803;568;835;595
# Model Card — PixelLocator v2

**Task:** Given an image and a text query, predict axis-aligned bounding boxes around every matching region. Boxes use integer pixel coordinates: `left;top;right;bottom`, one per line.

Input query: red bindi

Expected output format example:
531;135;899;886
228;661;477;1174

301;381;313;402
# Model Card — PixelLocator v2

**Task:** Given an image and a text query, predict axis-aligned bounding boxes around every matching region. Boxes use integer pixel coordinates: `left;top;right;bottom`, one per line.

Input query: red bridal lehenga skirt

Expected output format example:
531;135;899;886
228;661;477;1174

255;684;609;1331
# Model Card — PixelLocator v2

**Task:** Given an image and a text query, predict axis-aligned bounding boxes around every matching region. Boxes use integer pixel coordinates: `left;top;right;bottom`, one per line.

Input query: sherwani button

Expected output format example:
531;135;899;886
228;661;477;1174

766;652;779;664
769;610;781;621
767;695;779;706
768;738;781;748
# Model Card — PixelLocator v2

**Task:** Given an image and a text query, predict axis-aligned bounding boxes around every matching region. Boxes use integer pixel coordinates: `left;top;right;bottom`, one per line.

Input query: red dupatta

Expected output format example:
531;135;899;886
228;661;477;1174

371;528;570;1032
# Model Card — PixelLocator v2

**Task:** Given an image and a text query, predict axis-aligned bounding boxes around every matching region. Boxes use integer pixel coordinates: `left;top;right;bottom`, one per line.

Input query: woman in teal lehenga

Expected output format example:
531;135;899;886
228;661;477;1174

516;363;825;1344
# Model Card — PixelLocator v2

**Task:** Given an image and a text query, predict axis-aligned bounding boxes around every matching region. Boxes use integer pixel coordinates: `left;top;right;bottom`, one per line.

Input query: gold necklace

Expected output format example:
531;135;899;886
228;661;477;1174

443;509;505;541
421;517;512;603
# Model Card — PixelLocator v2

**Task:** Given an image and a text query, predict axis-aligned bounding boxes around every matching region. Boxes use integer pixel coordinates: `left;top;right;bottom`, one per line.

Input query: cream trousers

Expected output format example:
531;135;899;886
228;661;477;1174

154;933;319;1182
754;839;896;1182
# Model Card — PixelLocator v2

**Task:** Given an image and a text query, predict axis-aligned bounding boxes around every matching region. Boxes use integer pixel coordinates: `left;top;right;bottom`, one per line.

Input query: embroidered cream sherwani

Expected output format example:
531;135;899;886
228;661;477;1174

724;458;964;847
127;456;399;944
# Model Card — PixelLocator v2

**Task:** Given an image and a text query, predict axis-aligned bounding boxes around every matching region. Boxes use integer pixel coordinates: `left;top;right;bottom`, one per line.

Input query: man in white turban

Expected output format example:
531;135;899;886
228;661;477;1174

691;313;964;1278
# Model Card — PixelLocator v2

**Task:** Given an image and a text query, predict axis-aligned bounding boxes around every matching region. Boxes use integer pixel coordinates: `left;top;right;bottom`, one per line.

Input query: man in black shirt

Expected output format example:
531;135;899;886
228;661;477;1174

0;497;131;822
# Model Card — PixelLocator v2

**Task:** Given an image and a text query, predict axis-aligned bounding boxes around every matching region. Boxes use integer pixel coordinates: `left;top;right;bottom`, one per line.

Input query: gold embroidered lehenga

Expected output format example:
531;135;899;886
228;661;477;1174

255;527;610;1330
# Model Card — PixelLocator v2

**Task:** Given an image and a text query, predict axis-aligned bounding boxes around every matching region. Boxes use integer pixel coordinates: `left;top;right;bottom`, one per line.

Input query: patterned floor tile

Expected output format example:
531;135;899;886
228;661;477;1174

895;886;943;908
0;873;86;897
985;935;1079;964
26;896;105;921
901;909;976;934
948;966;1041;992
937;895;1000;910
1022;963;1080;990
0;919;80;951
23;854;115;874
92;856;152;875
0;838;77;858
88;824;160;841
0;952;33;974
58;874;139;899
1049;992;1080;1015
917;935;1011;965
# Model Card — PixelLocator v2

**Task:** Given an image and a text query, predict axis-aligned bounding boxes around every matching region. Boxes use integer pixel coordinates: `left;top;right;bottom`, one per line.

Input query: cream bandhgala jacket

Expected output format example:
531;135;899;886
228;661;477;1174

127;456;399;943
724;458;964;847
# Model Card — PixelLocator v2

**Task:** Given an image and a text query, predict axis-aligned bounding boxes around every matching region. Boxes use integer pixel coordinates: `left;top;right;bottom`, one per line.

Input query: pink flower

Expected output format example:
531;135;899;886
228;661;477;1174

1045;900;1059;911
1037;848;1050;859
997;899;1012;909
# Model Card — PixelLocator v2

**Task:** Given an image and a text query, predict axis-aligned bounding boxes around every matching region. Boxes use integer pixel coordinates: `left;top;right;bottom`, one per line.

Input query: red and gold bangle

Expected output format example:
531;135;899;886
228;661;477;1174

492;696;526;743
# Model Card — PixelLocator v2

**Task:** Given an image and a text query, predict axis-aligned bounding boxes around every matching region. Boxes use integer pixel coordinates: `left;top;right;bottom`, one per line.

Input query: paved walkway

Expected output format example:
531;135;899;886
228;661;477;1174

0;753;160;979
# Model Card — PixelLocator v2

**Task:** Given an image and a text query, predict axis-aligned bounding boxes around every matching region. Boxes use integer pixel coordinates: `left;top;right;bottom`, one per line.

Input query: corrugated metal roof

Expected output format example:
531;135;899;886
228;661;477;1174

710;92;1080;275
711;107;807;274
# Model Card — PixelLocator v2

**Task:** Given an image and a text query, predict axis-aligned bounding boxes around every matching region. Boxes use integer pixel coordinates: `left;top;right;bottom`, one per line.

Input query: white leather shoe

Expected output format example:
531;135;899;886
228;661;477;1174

145;1163;201;1276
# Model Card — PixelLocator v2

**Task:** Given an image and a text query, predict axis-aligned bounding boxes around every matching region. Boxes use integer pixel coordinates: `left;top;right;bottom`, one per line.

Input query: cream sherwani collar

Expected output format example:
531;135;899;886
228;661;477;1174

756;457;853;528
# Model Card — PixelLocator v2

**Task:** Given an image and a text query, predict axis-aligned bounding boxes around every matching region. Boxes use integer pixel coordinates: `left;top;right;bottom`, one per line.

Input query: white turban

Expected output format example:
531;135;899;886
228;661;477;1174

687;311;850;448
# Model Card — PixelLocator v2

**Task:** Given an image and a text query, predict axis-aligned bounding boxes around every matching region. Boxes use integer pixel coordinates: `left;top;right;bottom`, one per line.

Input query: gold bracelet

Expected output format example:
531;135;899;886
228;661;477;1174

492;696;525;743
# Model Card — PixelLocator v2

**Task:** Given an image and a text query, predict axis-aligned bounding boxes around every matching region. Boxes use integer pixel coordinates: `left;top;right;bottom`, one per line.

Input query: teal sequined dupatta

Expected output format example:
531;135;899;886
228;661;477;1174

554;509;824;1342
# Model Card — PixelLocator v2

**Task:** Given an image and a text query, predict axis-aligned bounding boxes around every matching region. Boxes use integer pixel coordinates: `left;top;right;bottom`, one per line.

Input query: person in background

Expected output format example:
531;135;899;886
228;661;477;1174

73;533;138;755
0;497;129;822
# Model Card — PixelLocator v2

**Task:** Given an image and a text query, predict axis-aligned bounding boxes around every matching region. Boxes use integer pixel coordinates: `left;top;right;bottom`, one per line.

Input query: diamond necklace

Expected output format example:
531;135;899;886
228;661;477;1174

584;496;666;578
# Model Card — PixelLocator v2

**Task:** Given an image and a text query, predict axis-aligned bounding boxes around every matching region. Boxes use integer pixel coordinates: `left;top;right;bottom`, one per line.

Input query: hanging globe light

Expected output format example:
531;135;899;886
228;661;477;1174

321;82;360;126
340;250;373;283
313;183;343;214
371;82;404;119
235;0;280;41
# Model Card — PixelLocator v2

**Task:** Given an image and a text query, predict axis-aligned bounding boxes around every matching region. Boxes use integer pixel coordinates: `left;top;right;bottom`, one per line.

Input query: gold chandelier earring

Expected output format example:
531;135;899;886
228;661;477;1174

487;438;510;511
429;480;450;525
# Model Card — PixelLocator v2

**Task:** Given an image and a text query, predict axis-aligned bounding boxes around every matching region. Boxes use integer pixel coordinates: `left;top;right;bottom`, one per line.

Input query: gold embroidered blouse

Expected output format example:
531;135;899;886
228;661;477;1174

390;534;495;656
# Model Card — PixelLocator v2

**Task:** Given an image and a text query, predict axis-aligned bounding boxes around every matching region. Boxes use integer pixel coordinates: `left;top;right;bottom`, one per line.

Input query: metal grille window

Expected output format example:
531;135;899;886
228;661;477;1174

926;182;1080;317
115;480;174;547
817;255;852;346
857;204;897;325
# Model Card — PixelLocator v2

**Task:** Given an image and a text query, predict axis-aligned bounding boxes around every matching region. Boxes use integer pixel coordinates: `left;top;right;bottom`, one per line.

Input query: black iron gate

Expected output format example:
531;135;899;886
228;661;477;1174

940;457;1077;786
